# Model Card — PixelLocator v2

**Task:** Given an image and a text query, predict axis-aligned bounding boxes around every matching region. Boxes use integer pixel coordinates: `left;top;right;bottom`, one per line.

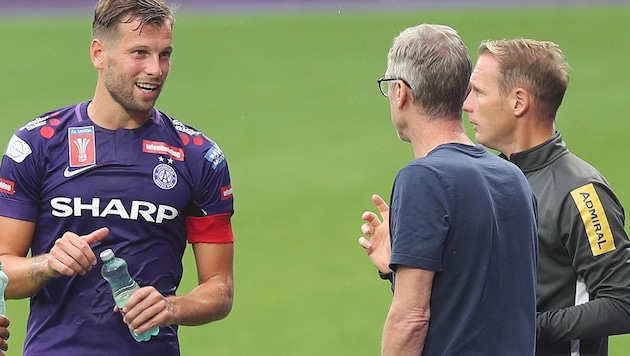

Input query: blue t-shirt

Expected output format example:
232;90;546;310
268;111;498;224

0;101;234;355
389;143;537;355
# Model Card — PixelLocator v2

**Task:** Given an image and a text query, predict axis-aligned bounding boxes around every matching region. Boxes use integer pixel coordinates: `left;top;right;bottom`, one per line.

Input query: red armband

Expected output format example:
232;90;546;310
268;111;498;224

186;213;234;244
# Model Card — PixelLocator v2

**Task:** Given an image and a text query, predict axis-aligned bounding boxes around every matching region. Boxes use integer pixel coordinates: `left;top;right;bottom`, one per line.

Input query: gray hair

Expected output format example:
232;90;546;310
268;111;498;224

387;24;472;119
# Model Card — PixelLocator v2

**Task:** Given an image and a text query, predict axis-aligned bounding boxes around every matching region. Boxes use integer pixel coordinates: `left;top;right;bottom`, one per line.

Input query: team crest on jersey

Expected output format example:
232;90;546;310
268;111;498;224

153;163;177;190
68;126;96;167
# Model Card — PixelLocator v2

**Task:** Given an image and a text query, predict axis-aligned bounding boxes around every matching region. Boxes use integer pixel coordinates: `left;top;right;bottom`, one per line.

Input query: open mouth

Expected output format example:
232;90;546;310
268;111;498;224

136;82;159;93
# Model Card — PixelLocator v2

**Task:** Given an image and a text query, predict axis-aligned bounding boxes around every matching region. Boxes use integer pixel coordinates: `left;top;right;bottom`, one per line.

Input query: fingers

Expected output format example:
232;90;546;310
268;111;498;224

358;236;373;250
123;287;171;333
83;227;109;245
48;227;109;277
359;195;391;258
371;194;390;218
361;194;390;228
360;222;375;237
361;211;381;227
0;317;9;352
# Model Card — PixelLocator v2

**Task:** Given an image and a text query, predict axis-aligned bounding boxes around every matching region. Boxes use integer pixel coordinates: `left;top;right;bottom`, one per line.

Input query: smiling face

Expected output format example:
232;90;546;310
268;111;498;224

463;53;516;153
97;18;173;116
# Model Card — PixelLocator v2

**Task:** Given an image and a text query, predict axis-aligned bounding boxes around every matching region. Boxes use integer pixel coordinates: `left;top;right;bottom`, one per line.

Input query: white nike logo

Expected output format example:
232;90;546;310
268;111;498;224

63;165;97;178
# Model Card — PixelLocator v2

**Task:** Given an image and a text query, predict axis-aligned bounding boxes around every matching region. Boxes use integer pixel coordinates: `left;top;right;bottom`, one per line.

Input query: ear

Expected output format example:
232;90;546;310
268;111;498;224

512;88;530;117
90;38;105;70
394;80;410;110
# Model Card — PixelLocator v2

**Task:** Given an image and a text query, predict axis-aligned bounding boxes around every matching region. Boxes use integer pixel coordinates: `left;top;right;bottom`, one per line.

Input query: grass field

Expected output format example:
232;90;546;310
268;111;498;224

1;4;629;355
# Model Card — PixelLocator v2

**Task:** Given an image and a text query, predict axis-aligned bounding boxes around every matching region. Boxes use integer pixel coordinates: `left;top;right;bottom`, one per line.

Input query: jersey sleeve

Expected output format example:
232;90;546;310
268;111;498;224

0;132;44;221
389;165;449;272
183;136;234;244
537;182;630;342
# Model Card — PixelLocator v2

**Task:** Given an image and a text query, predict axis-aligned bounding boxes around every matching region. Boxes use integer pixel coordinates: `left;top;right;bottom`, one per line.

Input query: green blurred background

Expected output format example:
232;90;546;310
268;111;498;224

1;4;629;355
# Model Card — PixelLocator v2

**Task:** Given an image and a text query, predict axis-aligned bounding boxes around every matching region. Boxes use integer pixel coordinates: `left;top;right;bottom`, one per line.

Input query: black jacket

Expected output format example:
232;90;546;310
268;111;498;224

507;132;630;356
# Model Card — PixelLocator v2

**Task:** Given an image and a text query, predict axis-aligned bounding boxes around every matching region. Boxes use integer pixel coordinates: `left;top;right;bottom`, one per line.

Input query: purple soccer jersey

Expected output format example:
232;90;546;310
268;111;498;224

0;101;234;354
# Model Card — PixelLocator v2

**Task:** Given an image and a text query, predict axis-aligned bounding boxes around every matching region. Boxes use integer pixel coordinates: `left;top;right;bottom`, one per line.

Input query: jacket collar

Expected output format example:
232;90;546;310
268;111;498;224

500;131;568;173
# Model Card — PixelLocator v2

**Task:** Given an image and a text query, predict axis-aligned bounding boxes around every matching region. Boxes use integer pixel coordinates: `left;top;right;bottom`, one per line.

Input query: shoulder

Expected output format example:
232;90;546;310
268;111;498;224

551;151;610;192
12;104;79;140
4;104;81;161
394;161;444;197
156;111;228;169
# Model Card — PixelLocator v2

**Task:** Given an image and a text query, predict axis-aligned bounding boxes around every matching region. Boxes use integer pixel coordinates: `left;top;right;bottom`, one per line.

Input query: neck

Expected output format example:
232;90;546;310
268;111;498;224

87;97;152;130
410;116;474;159
504;119;555;159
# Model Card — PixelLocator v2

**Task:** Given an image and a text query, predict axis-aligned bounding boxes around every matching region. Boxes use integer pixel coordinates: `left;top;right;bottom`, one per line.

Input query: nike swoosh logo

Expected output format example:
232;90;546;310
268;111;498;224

63;165;97;178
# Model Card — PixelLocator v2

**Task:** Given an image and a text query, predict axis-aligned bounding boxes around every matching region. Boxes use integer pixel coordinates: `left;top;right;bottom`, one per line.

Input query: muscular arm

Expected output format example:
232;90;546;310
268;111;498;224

0;217;50;298
0;216;109;299
167;242;234;325
123;242;234;333
382;266;433;356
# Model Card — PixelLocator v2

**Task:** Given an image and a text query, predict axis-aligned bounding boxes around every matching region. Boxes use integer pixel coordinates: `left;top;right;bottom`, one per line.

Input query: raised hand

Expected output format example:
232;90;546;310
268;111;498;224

358;194;392;273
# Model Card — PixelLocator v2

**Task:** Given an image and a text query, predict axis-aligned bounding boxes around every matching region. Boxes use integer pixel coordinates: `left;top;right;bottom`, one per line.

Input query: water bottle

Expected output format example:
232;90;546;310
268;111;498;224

0;261;8;316
100;249;159;342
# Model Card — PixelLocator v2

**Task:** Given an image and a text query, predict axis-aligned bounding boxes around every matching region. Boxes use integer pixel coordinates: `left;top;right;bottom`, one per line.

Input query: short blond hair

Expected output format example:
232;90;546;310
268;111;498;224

479;39;570;120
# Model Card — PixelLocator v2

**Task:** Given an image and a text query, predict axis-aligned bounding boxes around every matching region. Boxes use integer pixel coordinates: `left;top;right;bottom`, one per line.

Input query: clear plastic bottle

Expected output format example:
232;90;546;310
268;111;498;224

0;261;8;316
100;249;159;342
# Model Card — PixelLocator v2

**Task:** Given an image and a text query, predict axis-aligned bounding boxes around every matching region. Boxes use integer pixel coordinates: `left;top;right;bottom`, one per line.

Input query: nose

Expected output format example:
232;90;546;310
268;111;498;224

146;55;163;77
462;91;472;113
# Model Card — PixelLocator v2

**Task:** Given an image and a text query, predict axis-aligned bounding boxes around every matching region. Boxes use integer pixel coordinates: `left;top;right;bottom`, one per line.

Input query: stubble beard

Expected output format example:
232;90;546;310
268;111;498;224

104;67;161;115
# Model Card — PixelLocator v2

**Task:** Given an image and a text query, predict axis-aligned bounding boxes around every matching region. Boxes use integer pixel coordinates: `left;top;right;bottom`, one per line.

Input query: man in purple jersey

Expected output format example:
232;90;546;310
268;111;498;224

0;0;234;354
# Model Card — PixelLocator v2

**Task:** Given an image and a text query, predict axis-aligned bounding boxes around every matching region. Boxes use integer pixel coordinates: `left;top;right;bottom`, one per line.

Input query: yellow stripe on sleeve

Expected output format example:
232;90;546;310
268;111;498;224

570;183;615;256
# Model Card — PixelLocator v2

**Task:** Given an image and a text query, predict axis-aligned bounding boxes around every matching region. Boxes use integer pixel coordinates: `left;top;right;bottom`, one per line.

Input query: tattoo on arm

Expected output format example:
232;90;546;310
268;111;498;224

29;254;53;286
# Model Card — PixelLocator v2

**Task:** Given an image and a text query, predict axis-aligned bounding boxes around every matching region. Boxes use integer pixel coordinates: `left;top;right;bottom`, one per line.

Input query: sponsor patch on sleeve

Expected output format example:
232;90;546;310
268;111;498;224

0;178;15;194
570;183;615;256
221;185;233;200
204;145;226;170
5;134;32;163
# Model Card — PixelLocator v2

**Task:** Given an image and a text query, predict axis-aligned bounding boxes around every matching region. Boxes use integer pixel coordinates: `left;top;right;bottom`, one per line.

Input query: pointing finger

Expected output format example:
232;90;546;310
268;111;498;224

82;227;109;245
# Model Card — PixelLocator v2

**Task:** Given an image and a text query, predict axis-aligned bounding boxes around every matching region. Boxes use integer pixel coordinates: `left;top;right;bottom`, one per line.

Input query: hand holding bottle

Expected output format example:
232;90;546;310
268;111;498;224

100;249;160;342
118;285;175;338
